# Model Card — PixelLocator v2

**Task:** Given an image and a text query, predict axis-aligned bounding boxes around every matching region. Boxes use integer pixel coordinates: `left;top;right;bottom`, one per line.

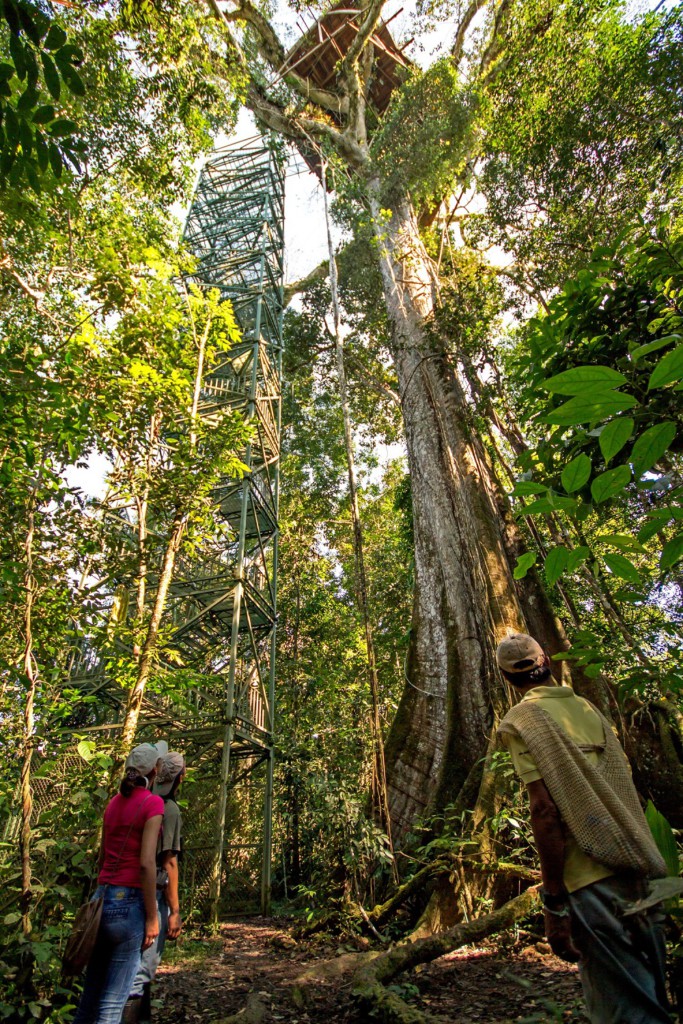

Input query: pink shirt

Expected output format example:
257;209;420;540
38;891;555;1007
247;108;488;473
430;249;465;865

98;788;164;887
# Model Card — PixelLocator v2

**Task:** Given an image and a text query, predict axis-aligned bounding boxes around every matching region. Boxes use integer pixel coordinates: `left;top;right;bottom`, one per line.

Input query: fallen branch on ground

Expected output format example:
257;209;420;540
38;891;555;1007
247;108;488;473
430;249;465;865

352;886;541;1024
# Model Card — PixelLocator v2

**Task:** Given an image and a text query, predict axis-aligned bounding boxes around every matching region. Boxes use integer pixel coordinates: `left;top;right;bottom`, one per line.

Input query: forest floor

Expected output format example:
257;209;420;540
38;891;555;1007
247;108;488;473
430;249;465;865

159;917;589;1024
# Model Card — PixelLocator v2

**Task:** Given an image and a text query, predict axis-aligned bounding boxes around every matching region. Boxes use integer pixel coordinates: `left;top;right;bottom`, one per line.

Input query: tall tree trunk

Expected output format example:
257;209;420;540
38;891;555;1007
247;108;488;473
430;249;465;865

368;189;598;838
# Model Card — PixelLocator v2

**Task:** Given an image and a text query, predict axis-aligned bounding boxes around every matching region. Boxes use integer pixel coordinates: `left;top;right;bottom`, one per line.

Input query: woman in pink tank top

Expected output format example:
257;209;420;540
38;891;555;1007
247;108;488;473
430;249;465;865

71;743;165;1024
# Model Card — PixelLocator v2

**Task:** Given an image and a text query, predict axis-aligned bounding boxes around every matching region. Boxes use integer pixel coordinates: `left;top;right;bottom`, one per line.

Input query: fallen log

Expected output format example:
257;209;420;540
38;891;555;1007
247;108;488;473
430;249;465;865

352;885;541;1024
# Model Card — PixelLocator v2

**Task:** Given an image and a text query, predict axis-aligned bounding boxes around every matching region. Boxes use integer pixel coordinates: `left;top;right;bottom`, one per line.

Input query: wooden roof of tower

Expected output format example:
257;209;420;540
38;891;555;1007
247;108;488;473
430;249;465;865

279;2;411;174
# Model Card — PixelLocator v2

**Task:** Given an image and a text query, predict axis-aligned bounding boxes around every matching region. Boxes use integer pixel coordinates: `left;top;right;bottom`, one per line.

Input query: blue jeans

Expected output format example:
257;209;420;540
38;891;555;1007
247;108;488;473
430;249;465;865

72;886;146;1024
129;891;168;997
569;877;671;1024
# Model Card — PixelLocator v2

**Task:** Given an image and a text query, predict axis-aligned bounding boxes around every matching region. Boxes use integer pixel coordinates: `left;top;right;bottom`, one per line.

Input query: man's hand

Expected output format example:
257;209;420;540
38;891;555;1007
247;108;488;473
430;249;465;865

543;910;581;963
167;910;182;940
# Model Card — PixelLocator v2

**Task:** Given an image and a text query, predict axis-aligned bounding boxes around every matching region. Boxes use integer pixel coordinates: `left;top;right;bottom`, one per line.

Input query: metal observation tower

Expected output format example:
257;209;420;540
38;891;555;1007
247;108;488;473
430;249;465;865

62;137;285;916
179;136;285;915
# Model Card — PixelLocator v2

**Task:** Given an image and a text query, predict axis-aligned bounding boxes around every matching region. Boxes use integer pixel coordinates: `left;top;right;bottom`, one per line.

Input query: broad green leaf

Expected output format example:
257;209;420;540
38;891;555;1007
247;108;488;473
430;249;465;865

596;533;646;554
544;546;570;586
43;24;68;51
543;366;627;395
513;551;537;580
599;417;634;463
645;802;679;877
32;103;54;124
648;346;683;390
77;739;96;762
630;335;679;363
543;392;637;426
631;422;677;479
603;552;641;585
49;118;78;138
660;535;683;572
638;519;666;545
566;546;590;572
561;453;591;493
591;464;632;503
511;481;547;497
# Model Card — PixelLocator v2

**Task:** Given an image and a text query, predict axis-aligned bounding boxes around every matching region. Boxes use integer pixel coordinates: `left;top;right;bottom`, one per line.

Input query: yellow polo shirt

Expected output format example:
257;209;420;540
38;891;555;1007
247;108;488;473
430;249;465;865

502;685;615;893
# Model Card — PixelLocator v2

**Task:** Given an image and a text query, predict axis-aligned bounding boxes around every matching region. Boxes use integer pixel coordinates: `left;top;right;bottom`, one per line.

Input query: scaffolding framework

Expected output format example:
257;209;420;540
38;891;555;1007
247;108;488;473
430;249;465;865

64;137;285;915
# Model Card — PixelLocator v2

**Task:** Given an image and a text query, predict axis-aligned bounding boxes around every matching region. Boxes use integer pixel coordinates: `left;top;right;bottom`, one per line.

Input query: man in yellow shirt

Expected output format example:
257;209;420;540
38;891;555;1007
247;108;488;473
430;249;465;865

496;633;671;1024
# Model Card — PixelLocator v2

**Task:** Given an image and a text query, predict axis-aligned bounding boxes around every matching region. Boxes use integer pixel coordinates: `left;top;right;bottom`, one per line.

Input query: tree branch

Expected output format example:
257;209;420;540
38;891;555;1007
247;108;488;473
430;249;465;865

452;0;490;63
283;259;329;306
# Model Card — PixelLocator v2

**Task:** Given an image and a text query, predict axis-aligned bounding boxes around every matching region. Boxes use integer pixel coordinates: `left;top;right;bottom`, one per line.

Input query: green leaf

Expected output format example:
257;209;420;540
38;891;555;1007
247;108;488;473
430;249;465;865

16;82;37;112
645;802;679;876
40;51;59;99
18;117;32;154
59;62;85;97
77;739;96;762
3;0;20;35
596;533;646;554
630;335;679;363
3;912;21;925
0;61;14;81
566;546;590;572
591;464;632;504
32;103;54;124
54;43;84;66
16;0;46;45
9;31;26;79
48;117;77;137
631;422;677;479
48;139;62;176
543;391;637;426
4;104;19;145
561;453;591;493
602;552;641;585
26;159;40;193
511;481;547;496
648;346;683;390
599;417;634;464
544;546;570;586
34;127;47;169
660;535;683;572
43;24;67;51
542;366;627;396
513;551;537;579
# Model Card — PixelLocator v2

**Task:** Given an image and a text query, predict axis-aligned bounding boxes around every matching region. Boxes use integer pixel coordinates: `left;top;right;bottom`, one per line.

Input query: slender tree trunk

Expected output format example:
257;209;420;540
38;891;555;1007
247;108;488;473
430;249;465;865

322;161;395;863
111;511;185;782
19;477;41;935
110;312;210;782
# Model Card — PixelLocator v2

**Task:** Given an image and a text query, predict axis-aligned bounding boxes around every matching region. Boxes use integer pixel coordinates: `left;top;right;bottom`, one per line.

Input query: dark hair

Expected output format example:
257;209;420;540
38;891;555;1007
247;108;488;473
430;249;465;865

120;768;149;798
502;663;552;689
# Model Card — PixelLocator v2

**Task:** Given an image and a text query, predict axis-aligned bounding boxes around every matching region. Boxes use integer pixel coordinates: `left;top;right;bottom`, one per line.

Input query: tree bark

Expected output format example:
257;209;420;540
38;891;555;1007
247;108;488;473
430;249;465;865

368;189;594;838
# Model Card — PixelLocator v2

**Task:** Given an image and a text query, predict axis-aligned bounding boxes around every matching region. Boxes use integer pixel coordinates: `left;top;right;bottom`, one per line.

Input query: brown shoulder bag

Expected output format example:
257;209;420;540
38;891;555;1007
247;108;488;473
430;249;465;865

62;793;151;976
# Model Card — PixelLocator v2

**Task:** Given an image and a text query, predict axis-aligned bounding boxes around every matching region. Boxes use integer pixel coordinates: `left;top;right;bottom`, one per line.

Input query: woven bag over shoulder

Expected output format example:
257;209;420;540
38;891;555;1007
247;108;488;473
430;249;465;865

62;895;104;976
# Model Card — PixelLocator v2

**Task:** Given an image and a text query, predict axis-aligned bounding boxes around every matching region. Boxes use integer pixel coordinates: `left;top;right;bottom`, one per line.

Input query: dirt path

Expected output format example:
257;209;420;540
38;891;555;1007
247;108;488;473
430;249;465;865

158;918;588;1023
